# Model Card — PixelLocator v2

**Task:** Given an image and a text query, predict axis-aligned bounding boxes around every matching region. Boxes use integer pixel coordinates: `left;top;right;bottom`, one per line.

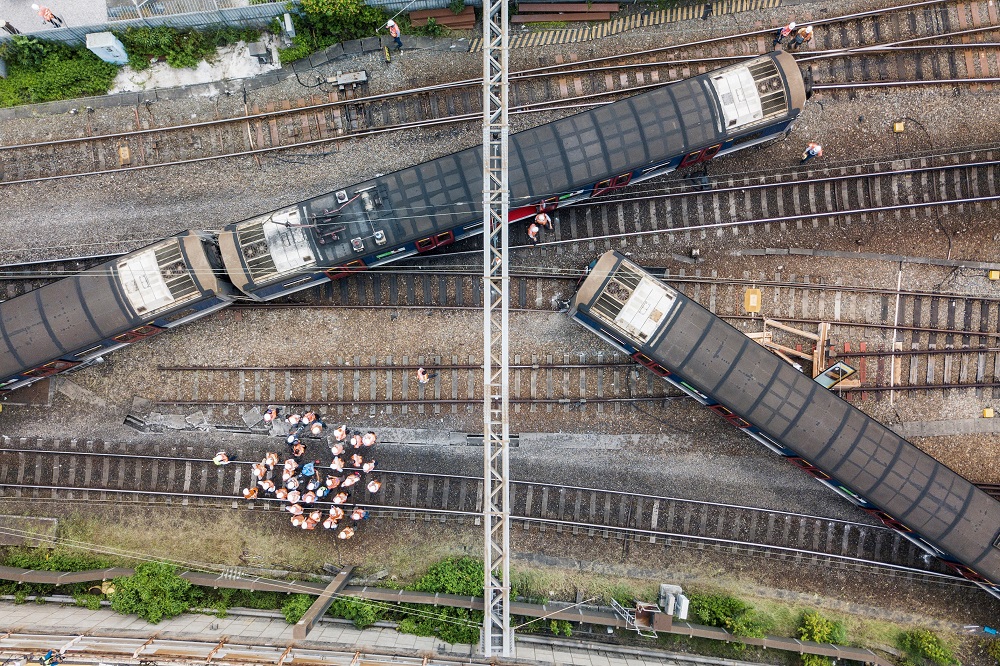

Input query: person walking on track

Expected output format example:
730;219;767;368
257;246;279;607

773;21;795;48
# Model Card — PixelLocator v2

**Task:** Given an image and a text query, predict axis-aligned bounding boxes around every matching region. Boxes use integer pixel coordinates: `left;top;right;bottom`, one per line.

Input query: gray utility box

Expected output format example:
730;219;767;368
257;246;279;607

86;32;128;65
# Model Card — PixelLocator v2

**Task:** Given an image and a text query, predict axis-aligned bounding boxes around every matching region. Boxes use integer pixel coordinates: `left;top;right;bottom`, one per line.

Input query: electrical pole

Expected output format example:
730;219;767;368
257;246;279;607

481;0;511;654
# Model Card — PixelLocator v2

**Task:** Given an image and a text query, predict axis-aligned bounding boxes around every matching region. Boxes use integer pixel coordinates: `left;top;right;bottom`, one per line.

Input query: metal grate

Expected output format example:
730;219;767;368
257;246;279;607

154;243;199;303
237;223;278;283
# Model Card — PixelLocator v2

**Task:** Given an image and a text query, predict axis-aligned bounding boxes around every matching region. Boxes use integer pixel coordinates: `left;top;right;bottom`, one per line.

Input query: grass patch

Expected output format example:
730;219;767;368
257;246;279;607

0;36;118;107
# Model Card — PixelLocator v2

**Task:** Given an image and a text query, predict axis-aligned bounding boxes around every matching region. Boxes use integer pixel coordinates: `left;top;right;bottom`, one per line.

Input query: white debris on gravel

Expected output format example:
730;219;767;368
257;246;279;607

109;37;282;94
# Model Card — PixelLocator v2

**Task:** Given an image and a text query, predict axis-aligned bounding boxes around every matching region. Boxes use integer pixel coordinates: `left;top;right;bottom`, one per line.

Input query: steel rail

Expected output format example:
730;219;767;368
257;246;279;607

156;361;635;371
0;481;965;584
0;1;951;154
147;396;675;407
535;191;1000;248
0;446;891;528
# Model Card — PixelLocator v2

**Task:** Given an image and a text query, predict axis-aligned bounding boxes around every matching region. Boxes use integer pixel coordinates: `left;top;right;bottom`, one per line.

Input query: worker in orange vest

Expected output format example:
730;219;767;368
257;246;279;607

387;19;403;51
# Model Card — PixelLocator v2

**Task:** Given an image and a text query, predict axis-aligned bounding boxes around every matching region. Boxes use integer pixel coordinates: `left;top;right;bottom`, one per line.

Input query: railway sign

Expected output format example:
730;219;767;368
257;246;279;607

813;360;857;389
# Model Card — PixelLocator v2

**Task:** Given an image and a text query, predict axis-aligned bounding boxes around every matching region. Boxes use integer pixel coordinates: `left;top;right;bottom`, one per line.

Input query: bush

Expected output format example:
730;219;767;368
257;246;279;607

688;593;771;641
986;638;1000;665
73;593;103;610
277;0;387;63
328;596;384;628
110;562;191;623
0;38;119;107
798;611;847;666
898;628;959;666
116;25;261;71
281;594;314;624
412;557;484;596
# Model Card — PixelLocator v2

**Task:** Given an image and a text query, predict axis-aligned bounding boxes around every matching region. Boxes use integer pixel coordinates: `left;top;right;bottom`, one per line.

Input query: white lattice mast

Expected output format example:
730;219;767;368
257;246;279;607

481;0;512;654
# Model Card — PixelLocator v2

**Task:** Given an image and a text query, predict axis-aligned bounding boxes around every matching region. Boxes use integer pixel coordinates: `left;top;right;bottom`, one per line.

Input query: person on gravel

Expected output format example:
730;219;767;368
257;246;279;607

535;210;552;231
213;451;230;465
2;20;21;35
800;142;823;164
773;21;795;47
387;20;403;51
527;222;540;244
789;25;813;50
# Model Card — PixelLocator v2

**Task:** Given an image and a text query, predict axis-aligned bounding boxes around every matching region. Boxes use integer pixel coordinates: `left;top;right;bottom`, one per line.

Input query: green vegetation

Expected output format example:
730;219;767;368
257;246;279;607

688;593;772;642
797;611;847;666
898;628;959;666
0;36;119;107
986;637;1000;665
4;545;112;571
0;23;261;107
277;0;387;64
281;594;314;623
116;25;261;71
110;562;192;623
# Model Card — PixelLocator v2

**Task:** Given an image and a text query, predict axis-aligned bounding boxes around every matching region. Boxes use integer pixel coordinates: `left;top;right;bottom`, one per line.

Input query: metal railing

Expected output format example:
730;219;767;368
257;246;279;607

0;2;289;46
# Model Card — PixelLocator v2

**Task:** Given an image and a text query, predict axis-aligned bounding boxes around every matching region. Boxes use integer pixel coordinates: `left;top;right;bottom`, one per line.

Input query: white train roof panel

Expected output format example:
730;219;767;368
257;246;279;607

710;67;763;130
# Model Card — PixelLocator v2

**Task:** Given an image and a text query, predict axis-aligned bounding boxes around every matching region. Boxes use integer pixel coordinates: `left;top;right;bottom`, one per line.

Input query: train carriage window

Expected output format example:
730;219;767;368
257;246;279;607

24;359;80;378
946;562;994;585
680;150;704;168
701;144;722;161
415;237;437;252
593;173;632;197
631;352;670;377
113;325;162;343
325;260;367;280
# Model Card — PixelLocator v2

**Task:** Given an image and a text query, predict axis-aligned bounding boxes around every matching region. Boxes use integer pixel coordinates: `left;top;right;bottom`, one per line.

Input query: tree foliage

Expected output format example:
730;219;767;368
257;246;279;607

110;562;191;623
898;628;959;666
797;610;847;666
688;593;771;641
0;36;118;107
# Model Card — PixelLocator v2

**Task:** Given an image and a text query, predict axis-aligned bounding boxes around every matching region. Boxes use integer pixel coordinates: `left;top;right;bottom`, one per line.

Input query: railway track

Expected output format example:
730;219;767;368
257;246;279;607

2;1;1000;185
0;440;969;586
147;355;678;415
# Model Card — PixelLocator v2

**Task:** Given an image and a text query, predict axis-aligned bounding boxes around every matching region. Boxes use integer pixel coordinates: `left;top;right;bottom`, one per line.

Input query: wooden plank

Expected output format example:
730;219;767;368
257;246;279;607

411;16;476;26
292;566;355;639
518;2;618;11
512;12;611;21
410;6;474;18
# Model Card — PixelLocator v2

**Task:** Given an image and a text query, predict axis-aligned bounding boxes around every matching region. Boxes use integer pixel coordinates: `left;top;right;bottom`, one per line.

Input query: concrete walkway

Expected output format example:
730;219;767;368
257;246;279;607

0;601;736;666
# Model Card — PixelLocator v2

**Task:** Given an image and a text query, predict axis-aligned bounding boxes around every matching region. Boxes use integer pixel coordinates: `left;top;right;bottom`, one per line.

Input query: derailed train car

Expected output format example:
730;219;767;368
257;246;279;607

0;52;807;393
568;250;1000;599
218;51;807;300
0;232;234;394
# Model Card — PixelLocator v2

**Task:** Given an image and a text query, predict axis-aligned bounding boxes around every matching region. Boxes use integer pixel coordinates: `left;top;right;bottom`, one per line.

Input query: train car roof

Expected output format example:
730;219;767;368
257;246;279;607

0;234;218;382
225;52;805;290
0;268;134;380
574;251;1000;584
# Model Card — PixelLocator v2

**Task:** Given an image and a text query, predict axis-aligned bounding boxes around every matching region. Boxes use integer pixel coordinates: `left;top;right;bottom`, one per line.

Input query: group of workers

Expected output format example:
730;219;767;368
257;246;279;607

238;408;382;540
526;209;553;245
773;21;814;50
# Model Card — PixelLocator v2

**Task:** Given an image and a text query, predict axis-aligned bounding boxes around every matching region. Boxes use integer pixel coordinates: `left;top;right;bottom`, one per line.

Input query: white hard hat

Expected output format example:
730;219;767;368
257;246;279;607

31;4;39;9
789;21;796;28
805;24;813;30
387;19;395;26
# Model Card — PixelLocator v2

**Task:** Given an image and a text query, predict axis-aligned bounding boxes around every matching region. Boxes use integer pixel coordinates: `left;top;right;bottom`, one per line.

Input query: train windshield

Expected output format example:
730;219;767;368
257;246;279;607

592;262;677;342
116;239;200;315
